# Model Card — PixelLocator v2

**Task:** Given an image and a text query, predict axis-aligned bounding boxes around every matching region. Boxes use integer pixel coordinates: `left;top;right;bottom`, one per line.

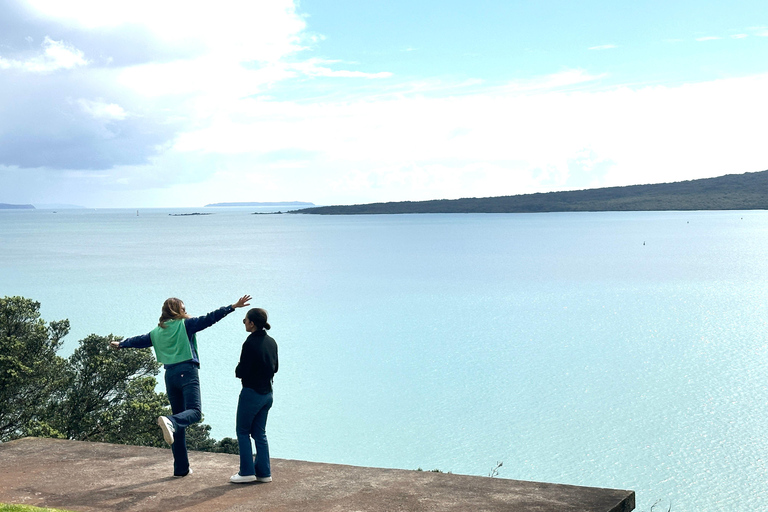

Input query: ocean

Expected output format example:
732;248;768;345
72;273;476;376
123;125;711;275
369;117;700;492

1;207;767;511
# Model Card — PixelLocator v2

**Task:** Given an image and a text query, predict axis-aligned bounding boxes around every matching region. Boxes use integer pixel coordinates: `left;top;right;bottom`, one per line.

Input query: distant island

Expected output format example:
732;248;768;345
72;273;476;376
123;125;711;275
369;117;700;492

34;203;86;210
0;203;35;210
291;170;768;215
205;201;315;207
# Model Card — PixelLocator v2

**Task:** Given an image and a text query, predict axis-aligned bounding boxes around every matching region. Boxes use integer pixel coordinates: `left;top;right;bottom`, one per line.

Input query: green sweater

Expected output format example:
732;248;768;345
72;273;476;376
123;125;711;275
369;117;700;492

149;319;198;365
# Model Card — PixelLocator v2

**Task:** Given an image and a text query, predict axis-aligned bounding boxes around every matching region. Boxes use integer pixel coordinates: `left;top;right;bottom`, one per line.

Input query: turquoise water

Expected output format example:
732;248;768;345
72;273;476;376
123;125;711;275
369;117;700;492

2;208;767;511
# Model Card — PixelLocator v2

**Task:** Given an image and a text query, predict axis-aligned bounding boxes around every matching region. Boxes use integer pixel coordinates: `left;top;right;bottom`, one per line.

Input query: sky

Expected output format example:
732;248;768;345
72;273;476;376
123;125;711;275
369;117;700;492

1;0;767;208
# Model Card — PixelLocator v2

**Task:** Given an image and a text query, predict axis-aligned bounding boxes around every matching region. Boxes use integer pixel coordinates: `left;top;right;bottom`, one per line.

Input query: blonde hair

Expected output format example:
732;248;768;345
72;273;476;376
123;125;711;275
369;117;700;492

158;297;190;328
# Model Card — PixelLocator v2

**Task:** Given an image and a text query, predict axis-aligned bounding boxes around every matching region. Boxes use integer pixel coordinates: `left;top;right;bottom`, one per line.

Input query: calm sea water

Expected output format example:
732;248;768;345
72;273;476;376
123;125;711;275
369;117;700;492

2;207;767;511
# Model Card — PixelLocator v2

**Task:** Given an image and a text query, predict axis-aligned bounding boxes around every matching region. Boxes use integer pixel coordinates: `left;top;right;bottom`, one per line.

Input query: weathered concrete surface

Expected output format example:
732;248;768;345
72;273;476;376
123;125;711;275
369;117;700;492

0;438;634;512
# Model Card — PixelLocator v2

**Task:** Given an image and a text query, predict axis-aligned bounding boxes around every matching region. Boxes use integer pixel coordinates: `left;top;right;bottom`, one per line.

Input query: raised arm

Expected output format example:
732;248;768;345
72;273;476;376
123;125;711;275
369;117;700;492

184;295;253;335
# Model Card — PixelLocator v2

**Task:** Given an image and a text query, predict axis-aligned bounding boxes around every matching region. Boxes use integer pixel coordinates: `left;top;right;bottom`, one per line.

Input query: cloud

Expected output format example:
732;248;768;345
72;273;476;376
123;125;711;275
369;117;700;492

163;71;768;206
289;59;394;79
0;36;88;72
76;98;128;120
695;36;722;42
2;1;767;208
0;1;345;174
5;70;768;207
588;44;617;50
0;0;400;176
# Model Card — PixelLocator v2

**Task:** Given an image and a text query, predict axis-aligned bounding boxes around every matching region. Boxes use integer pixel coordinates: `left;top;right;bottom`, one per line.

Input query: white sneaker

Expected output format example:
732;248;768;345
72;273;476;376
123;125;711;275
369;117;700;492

174;468;193;478
256;476;272;483
230;473;257;484
157;416;175;445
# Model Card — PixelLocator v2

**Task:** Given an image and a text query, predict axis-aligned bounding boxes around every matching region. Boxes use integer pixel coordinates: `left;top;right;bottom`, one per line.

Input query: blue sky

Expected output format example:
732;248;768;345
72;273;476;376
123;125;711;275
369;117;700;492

1;0;767;207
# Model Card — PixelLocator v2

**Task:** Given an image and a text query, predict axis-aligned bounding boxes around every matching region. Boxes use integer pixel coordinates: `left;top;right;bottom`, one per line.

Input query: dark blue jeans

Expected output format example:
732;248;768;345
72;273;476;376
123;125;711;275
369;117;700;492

164;362;202;476
236;387;273;478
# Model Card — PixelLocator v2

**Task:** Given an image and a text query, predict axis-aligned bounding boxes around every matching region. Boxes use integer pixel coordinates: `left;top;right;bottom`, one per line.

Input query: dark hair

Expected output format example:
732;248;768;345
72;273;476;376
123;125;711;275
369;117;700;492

246;308;270;331
158;297;190;328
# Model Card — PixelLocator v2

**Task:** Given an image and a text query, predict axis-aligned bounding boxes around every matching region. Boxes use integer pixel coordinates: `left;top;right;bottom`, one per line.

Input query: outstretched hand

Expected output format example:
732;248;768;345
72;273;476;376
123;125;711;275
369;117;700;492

233;294;252;309
109;340;121;350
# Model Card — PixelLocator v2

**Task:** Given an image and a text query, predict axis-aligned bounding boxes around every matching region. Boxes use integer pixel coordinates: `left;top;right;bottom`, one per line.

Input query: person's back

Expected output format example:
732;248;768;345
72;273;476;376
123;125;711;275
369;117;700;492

231;307;278;484
236;331;278;394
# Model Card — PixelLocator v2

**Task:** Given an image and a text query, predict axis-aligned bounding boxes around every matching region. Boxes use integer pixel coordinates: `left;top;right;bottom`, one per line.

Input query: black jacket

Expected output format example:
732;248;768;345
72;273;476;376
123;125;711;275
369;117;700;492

235;331;278;393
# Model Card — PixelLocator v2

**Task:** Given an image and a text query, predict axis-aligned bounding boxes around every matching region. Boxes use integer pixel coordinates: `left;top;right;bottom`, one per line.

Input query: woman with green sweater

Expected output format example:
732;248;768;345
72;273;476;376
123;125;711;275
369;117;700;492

112;294;251;477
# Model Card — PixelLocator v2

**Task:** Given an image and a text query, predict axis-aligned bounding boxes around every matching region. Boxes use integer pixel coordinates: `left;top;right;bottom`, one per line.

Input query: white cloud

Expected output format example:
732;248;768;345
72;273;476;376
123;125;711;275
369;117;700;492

7;1;768;207
588;44;617;50
26;0;309;64
164;71;768;205
76;99;128;120
22;0;392;114
695;36;722;42
290;59;393;79
0;36;88;72
500;69;606;93
25;0;311;97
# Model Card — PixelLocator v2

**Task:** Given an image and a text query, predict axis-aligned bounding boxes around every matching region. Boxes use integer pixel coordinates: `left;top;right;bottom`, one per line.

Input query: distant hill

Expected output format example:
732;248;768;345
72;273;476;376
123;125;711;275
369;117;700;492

292;170;768;215
0;203;35;210
34;203;86;209
205;201;314;207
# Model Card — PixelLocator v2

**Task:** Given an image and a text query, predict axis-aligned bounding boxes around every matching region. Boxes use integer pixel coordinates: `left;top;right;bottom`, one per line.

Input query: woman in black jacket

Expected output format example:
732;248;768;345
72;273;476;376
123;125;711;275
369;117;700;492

230;308;279;484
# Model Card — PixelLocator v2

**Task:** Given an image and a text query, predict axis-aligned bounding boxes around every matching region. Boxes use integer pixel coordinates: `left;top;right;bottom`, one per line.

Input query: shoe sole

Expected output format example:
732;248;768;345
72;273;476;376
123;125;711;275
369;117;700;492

157;417;174;445
230;475;257;484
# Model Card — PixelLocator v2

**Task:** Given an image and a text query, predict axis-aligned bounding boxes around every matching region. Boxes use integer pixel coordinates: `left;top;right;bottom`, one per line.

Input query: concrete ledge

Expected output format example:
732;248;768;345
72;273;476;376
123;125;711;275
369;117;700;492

0;438;634;512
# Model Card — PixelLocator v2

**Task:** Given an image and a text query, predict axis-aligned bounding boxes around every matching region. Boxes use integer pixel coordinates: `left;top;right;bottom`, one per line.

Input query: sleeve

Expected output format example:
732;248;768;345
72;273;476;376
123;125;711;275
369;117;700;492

273;343;279;374
120;333;152;349
184;305;235;337
235;342;248;379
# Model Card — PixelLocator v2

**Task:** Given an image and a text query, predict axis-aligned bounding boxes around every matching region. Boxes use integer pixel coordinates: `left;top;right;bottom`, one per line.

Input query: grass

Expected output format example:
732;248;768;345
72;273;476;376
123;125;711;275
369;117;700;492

0;504;74;512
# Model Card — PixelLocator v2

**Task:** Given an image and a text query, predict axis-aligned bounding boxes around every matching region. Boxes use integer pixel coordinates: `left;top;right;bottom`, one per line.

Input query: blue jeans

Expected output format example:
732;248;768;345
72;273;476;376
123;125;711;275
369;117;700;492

236;387;273;478
164;362;202;476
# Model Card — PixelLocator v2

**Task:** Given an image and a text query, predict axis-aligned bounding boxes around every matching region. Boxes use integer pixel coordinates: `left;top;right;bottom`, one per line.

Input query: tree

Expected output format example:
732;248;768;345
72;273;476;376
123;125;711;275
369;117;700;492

0;297;69;441
213;436;239;454
44;333;169;444
185;422;240;454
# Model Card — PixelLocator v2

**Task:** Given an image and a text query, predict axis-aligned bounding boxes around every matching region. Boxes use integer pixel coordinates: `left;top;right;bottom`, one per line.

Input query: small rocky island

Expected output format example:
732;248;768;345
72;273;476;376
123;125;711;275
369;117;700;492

205;201;314;207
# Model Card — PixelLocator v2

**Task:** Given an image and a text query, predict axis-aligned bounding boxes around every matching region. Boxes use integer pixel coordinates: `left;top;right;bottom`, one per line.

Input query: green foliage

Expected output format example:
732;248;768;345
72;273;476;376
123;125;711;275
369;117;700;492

0;297;69;441
185;422;217;452
213;436;240;454
416;467;449;474
45;333;166;444
0;504;74;512
185;422;240;454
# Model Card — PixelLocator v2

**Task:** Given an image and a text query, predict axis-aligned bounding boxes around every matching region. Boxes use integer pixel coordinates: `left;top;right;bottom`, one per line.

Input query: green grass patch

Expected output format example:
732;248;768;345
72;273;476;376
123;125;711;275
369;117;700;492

0;504;74;512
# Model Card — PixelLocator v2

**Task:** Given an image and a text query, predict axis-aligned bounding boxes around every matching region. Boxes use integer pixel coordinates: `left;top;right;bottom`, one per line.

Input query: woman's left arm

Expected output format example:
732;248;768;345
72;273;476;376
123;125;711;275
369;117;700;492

185;295;252;334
